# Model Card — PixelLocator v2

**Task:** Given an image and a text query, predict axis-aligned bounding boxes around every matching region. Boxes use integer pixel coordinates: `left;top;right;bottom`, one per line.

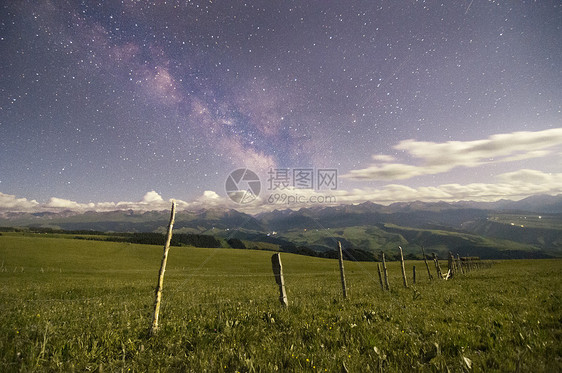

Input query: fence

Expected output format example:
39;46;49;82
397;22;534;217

0;201;494;334
1;239;495;342
142;202;494;324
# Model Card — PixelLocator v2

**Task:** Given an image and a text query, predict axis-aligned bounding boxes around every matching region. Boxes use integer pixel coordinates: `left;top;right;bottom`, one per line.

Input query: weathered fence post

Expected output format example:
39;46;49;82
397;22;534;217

457;254;464;274
382;252;390;291
399;246;408;288
422;246;433;281
377;263;384;290
447;251;455;279
338;241;347;299
433;253;443;279
149;200;176;336
413;265;416;284
271;253;288;307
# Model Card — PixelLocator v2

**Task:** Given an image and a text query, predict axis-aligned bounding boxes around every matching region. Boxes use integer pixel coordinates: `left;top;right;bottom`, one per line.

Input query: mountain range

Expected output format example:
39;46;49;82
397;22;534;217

1;195;561;259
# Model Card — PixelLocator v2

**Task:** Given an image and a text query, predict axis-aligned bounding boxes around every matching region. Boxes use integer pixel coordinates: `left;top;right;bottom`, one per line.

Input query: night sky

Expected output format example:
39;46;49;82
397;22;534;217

1;1;561;212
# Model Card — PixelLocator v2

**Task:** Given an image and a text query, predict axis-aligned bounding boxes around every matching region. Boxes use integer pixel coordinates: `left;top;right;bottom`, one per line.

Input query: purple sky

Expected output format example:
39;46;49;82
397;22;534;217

1;1;561;212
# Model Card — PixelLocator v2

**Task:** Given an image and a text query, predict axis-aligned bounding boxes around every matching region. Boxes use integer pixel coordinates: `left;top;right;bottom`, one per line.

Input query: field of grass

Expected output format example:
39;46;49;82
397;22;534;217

282;225;407;253
489;213;562;230
0;233;560;372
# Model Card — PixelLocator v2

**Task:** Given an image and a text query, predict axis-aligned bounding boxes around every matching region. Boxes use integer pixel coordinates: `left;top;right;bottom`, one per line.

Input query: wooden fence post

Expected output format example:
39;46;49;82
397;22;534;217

413;265;416;284
338;241;347;299
457;254;464;274
271;253;288;307
149;200;176;336
448;251;455;279
433;253;443;279
421;246;433;281
399;246;408;288
377;263;384;290
382;252;390;291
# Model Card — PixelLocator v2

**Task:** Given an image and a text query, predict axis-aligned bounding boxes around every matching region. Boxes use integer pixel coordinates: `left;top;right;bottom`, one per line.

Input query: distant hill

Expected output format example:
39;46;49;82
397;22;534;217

0;208;265;234
452;194;562;213
1;195;561;259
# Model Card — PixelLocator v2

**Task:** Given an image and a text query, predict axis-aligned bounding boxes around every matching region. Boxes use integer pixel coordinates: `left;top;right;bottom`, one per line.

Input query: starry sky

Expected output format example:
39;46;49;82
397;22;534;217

1;0;561;212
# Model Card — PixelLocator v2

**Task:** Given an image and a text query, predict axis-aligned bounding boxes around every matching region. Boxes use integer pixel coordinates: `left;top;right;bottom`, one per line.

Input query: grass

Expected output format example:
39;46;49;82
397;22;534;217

489;213;562;230
282;225;407;253
0;233;561;372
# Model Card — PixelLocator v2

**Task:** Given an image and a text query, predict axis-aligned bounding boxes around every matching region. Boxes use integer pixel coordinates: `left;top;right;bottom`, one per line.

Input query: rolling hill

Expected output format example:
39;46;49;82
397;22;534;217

1;195;561;259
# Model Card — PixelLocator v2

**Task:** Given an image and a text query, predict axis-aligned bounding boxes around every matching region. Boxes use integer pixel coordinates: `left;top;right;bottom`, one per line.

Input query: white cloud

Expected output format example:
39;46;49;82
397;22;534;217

335;169;562;204
201;190;221;200
189;190;229;209
0;191;187;213
396;128;562;166
344;128;562;180
2;168;561;215
371;154;396;162
94;202;118;210
0;192;40;211
45;197;86;210
141;191;164;203
215;169;562;209
343;163;442;180
114;191;180;211
497;169;559;184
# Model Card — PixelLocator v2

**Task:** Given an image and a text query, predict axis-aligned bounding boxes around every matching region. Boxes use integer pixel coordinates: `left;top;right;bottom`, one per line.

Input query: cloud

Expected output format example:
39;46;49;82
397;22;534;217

0;192;40;212
114;191;179;211
343;163;439;181
45;197;89;210
335;169;562;204
37;192;175;212
372;154;396;162
344;128;562;180
0;191;186;213
192;190;227;208
141;191;164;203
213;168;562;209
201;190;221;200
497;168;560;184
396;128;562;167
1;168;561;215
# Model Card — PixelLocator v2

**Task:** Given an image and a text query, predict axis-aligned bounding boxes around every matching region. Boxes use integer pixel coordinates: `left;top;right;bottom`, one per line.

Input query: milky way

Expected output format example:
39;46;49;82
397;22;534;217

1;1;561;210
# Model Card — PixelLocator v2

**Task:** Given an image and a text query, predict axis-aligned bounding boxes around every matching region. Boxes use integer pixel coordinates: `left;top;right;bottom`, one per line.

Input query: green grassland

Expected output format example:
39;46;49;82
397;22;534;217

281;225;407;253
276;223;549;259
488;213;562;230
0;234;560;372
